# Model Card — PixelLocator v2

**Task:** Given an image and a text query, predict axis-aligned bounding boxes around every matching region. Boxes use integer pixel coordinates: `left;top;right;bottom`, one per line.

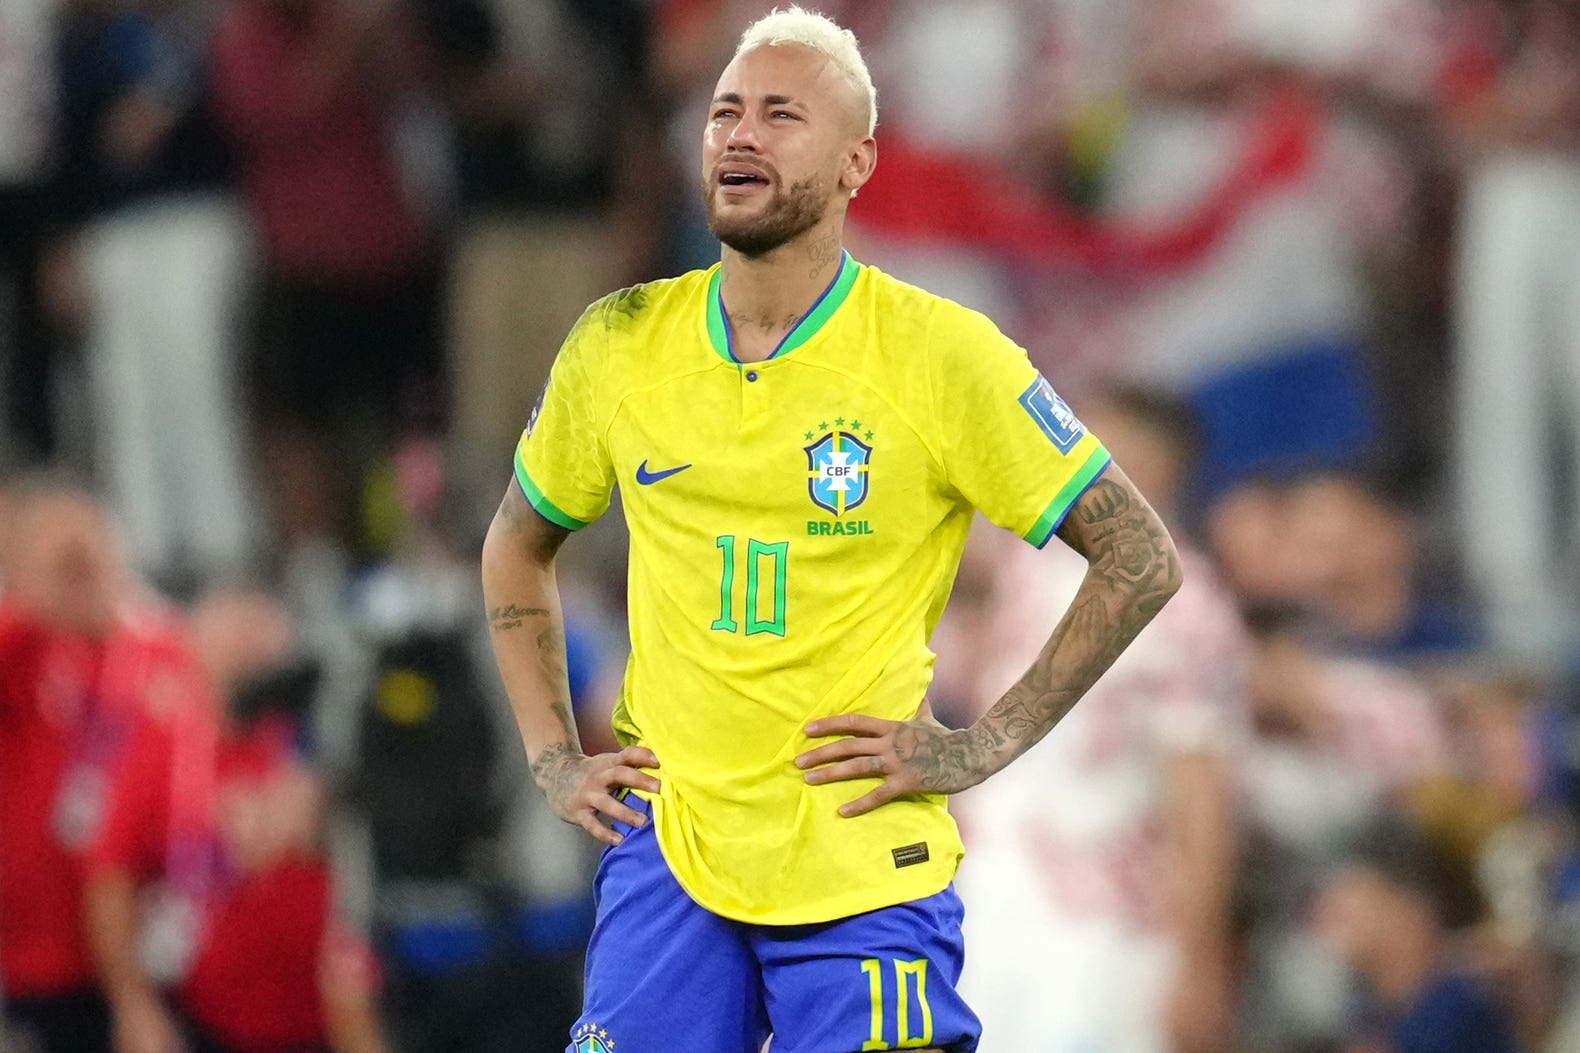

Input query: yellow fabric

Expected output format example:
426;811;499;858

515;260;1110;924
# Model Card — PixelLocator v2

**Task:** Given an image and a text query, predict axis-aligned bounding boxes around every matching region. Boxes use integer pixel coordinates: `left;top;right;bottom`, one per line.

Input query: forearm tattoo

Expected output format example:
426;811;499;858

902;477;1181;791
488;604;550;633
529;621;581;783
488;485;579;789
531;740;582;803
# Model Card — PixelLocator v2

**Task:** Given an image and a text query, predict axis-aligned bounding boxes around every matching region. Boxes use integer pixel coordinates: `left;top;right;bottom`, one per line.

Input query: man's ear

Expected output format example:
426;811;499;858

842;137;877;197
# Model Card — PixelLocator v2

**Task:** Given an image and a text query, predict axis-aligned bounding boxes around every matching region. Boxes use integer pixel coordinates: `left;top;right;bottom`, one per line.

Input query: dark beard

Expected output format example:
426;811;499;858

704;173;828;258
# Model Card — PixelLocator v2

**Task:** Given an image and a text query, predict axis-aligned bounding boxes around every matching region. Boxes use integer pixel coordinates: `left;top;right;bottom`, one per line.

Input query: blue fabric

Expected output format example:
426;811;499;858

571;795;980;1053
511;896;597;956
387;917;493;977
1342;598;1482;663
1394;974;1518;1053
1189;340;1378;496
1557;852;1580;903
562;616;602;715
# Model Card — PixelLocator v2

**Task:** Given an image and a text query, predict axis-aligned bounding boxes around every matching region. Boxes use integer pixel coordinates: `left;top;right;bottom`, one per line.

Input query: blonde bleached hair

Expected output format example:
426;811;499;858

735;6;877;136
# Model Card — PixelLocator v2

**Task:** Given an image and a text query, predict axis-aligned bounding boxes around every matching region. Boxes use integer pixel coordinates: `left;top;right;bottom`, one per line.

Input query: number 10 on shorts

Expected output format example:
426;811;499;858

861;957;934;1049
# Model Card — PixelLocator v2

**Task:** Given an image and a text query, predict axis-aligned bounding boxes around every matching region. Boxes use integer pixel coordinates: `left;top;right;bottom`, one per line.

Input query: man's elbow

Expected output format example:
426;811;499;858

1159;534;1185;600
1142;530;1185;618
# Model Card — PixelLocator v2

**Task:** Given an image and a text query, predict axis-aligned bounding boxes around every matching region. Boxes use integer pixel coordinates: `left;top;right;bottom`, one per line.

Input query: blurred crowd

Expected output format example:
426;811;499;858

1;0;1579;1051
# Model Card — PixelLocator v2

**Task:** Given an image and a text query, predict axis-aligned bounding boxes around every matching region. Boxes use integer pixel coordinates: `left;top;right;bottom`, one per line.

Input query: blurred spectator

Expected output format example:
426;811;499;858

0;0;60;466
0;480;196;1053
53;0;258;594
1208;472;1480;663
84;586;387;1053
1443;0;1580;667
1408;670;1576;1049
954;388;1251;1053
1106;43;1384;494
851;0;1035;332
1314;817;1518;1053
424;0;659;515
1237;607;1453;1050
330;443;612;1052
210;0;443;562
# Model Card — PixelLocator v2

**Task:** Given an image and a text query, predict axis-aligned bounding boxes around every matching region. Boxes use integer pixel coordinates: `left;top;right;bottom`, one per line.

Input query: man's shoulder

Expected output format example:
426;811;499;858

560;270;715;401
860;262;947;314
578;269;712;342
857;262;1003;341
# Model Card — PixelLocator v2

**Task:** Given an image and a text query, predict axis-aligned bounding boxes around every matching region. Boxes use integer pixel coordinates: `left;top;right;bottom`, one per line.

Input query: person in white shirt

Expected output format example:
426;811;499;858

954;388;1250;1053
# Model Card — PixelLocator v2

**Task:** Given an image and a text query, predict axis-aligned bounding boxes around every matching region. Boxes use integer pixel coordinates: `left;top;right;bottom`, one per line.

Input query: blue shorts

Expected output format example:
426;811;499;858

569;794;981;1053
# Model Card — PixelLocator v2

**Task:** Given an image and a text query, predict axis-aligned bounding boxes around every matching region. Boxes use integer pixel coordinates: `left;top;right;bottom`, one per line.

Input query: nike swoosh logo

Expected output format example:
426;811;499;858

635;460;692;485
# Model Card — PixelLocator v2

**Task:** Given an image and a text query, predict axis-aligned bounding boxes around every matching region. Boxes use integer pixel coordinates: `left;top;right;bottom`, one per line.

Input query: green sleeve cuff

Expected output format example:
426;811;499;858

1023;444;1112;549
513;448;590;531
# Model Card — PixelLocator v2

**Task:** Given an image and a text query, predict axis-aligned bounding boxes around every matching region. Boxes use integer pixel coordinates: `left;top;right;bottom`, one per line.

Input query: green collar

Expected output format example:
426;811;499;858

706;251;860;363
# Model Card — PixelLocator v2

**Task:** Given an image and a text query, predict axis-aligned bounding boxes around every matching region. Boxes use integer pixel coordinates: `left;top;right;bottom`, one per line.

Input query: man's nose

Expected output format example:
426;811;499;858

726;111;762;151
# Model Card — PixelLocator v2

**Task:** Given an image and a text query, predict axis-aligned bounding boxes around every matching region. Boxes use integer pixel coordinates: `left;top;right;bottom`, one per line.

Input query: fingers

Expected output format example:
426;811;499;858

617;746;661;770
795;735;879;771
802;754;886;785
607;762;662;796
566;749;662;846
595;790;649;830
837;781;900;818
579;768;655;843
580;812;626;847
804;713;890;738
577;792;648;846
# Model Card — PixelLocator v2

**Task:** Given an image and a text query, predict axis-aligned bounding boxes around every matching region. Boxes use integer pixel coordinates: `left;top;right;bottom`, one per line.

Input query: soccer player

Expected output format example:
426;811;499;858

480;7;1182;1052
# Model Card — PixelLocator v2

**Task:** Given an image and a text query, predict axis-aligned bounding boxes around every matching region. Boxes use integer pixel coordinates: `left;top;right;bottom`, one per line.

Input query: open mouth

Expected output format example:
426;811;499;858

718;169;771;189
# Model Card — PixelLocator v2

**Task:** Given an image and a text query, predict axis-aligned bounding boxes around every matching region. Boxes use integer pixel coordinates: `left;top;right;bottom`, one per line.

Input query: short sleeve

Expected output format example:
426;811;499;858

927;303;1111;547
86;719;171;881
513;301;619;529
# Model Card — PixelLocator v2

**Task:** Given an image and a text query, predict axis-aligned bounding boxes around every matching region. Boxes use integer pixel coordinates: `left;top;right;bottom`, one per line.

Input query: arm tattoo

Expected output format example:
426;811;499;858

907;475;1181;791
531;740;581;803
487;603;550;633
487;481;583;804
528;624;581;798
495;487;571;563
536;624;571;697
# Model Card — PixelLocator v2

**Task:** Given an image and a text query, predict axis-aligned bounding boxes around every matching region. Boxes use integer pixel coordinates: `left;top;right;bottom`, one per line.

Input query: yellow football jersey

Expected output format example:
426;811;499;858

514;253;1110;925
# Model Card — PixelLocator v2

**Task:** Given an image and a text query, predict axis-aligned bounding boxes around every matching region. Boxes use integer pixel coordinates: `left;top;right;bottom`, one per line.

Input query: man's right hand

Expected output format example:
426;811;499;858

534;744;661;847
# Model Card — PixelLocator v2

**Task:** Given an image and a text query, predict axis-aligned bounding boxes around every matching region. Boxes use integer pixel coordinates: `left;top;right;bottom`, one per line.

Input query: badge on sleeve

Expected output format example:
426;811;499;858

1018;376;1085;453
525;383;547;437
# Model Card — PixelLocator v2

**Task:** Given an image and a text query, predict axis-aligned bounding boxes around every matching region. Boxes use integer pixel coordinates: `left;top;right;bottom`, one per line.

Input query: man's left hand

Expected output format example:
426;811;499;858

796;713;984;817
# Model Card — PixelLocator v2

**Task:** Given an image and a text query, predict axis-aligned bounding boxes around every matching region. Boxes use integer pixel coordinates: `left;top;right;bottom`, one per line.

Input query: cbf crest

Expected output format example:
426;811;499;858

572;1023;615;1052
804;427;872;516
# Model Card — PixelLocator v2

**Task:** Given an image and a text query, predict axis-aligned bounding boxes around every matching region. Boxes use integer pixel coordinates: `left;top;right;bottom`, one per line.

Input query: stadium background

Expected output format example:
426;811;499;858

2;0;1579;1049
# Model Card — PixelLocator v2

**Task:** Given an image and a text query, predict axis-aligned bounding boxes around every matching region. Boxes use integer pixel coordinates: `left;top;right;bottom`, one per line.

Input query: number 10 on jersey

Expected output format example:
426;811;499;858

711;535;787;636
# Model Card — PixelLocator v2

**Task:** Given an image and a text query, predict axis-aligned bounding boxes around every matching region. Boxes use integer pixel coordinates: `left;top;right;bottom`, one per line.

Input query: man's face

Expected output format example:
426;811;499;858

701;43;867;257
6;493;123;637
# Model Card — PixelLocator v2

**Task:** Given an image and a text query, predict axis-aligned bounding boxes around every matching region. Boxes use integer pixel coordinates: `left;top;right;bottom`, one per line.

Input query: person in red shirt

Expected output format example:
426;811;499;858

0;481;197;1053
85;586;386;1053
